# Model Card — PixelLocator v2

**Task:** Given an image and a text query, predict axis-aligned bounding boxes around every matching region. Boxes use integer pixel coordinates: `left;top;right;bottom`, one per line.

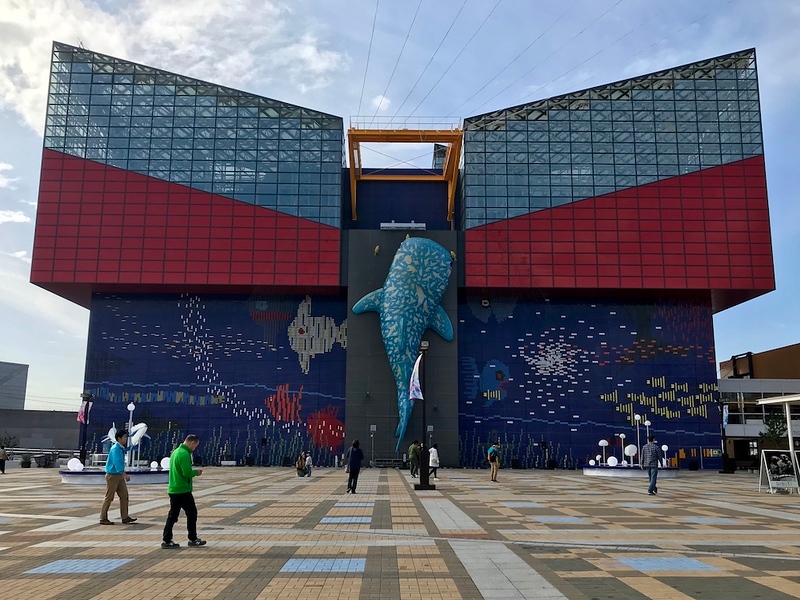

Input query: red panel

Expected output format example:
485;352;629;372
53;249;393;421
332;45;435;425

464;156;774;312
31;150;341;306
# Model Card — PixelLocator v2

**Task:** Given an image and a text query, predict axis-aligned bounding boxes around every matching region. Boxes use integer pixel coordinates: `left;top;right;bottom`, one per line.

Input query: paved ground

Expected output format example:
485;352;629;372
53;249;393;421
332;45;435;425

2;466;800;599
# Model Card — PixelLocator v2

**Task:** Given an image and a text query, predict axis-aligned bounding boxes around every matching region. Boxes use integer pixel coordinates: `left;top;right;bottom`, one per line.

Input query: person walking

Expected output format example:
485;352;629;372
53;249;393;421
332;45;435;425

640;435;664;495
99;429;136;525
428;443;440;480
344;439;365;494
0;445;8;474
303;451;313;477
162;434;206;548
487;443;500;482
408;440;420;478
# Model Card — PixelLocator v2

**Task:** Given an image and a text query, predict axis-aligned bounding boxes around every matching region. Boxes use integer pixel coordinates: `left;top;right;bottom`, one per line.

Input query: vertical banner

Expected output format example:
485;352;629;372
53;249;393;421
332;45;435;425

77;400;87;424
409;354;423;401
722;405;729;428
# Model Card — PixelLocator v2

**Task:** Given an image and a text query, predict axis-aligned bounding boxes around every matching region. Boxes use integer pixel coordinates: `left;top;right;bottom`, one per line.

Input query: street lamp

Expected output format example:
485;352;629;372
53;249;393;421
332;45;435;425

370;424;376;468
414;340;435;490
619;433;626;464
427;424;434;448
634;414;641;465
78;391;94;465
644;420;651;439
598;439;609;465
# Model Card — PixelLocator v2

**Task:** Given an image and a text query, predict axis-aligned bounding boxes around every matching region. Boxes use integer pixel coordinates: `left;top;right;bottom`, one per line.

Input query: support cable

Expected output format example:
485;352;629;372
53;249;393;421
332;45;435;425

357;0;382;116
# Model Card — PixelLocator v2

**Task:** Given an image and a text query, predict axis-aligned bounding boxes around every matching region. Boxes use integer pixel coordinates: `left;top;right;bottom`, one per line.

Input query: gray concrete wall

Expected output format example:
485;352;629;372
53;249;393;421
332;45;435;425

0;409;79;449
345;231;459;466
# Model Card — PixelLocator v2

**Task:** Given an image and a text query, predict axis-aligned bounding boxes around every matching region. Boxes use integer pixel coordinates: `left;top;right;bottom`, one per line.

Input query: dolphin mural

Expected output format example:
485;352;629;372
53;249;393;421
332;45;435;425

353;237;454;452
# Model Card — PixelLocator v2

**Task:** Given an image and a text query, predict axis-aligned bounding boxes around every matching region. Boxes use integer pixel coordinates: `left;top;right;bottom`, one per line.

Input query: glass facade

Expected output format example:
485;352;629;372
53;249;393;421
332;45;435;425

44;43;344;227
461;50;763;229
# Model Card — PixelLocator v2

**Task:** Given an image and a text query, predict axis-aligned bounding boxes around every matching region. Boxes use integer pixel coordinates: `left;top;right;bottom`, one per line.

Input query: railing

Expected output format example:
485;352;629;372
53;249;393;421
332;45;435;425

349;116;462;131
3;447;78;468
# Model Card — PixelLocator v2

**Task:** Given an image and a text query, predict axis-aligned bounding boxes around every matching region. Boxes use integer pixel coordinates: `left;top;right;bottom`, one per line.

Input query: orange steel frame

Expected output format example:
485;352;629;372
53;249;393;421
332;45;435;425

347;128;463;225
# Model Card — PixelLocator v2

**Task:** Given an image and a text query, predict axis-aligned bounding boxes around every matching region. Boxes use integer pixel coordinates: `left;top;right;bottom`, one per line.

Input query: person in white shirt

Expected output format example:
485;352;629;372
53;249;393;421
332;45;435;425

304;451;313;477
428;443;440;480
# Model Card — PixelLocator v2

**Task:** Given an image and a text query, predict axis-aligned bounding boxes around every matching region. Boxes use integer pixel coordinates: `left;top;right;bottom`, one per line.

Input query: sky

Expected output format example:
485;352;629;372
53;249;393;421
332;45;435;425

0;0;798;412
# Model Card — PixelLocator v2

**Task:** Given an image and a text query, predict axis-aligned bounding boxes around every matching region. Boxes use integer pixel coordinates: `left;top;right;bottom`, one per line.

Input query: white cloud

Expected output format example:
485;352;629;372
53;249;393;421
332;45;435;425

20;199;37;207
370;95;391;112
3;250;32;263
0;210;31;225
0;0;351;134
0;162;18;188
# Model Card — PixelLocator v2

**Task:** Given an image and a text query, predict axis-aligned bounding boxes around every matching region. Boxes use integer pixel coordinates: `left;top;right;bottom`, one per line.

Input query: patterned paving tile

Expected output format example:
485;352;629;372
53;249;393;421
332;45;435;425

280;558;366;573
25;558;133;574
502;501;543;508
49;503;89;508
320;516;371;524
334;502;374;507
682;517;741;524
212;503;256;508
617;557;720;572
533;516;586;523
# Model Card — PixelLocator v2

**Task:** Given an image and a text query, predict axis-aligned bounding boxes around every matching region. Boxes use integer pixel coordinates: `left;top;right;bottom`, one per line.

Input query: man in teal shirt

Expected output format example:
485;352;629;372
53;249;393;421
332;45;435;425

100;429;137;525
161;434;205;548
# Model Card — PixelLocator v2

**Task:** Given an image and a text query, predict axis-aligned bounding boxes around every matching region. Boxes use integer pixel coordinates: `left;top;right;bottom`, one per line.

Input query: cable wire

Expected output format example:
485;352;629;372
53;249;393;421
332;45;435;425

357;0;382;116
446;0;578;118
369;0;425;125
406;0;504;120
465;0;625;116
391;0;469;119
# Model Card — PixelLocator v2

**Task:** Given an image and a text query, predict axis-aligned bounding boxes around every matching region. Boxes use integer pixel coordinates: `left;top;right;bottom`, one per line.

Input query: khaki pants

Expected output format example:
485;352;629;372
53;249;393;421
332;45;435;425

490;460;499;480
100;473;129;520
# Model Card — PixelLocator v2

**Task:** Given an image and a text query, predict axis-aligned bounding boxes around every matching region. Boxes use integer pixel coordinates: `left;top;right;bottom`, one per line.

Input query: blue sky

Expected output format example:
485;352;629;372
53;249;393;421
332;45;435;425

0;0;798;411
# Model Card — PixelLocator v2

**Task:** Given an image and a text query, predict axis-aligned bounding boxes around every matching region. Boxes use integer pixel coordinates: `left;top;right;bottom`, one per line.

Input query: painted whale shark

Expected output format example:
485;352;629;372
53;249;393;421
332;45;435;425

353;237;454;452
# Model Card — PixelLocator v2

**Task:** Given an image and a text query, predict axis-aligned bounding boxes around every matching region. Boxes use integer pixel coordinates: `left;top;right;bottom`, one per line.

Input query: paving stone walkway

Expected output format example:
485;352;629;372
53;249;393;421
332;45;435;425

2;466;800;599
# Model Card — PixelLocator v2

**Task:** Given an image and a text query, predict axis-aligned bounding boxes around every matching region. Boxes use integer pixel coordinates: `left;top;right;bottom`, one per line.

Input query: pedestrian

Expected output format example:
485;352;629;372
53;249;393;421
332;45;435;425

0;445;8;474
295;452;306;477
429;443;440;480
304;451;313;477
640;435;664;495
161;434;206;548
408;440;420;477
487;442;500;482
99;429;137;525
344;439;365;494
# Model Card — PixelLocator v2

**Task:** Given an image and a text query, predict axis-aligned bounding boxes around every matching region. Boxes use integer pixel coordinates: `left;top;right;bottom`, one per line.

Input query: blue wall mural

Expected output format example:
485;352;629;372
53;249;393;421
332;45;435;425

84;293;348;466
458;295;720;469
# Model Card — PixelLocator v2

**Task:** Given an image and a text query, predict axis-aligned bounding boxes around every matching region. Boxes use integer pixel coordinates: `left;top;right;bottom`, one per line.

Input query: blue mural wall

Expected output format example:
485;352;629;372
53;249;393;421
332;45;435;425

458;295;720;469
84;293;348;466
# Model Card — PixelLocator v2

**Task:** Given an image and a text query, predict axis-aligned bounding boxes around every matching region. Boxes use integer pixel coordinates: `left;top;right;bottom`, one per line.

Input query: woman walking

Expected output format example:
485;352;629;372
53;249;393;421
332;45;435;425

344;439;365;493
429;443;440;480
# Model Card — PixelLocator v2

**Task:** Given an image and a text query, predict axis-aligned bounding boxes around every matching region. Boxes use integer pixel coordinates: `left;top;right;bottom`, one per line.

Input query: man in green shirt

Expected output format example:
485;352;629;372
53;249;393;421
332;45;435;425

161;434;205;548
408;440;421;478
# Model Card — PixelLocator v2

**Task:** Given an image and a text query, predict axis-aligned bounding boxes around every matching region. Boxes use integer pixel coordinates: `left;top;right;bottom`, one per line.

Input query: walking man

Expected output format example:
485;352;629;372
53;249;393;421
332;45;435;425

99;429;137;525
640;435;664;495
162;434;206;548
487;443;500;482
408;440;420;478
0;445;9;474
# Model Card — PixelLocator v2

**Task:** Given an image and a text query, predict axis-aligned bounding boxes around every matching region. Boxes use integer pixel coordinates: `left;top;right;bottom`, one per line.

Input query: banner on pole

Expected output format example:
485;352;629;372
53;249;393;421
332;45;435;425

77;400;87;424
409;354;423;401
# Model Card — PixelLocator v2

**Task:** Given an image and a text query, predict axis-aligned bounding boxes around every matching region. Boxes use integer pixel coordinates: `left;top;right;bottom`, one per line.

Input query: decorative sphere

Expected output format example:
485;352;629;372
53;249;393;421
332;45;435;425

67;458;84;472
621;460;628;466
589;459;596;466
160;457;171;470
619;433;626;439
661;445;668;452
127;402;136;412
150;461;159;469
595;454;602;461
598;439;609;447
607;456;619;467
624;444;638;457
634;414;641;421
644;420;651;427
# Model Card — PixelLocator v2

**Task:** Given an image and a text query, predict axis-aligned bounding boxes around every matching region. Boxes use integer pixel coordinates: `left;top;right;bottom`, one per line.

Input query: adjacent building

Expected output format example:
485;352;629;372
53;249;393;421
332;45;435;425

30;43;774;468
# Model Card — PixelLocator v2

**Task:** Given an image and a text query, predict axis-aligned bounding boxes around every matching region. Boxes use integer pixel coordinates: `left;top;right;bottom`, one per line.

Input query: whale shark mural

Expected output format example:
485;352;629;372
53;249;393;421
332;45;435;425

353;237;454;452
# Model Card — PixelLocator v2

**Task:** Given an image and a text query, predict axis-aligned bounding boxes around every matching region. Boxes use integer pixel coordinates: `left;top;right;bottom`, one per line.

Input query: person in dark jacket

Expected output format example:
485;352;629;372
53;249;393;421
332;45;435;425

344;439;365;494
640;435;664;495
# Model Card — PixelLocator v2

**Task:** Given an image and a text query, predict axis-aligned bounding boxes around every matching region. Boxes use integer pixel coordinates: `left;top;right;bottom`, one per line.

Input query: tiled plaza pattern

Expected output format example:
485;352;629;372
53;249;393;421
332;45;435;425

2;467;800;598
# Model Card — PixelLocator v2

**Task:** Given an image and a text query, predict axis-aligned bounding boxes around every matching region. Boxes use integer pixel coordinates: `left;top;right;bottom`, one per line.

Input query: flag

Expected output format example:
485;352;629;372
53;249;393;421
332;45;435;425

77;400;87;424
409;354;423;401
722;405;729;428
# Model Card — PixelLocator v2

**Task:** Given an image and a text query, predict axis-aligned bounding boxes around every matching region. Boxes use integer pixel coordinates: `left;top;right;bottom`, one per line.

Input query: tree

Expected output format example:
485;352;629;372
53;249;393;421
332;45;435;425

0;432;19;448
760;412;788;445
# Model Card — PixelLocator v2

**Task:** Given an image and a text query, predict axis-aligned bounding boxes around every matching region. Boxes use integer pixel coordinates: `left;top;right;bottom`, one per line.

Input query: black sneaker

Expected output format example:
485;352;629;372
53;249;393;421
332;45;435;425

188;538;207;547
161;540;180;549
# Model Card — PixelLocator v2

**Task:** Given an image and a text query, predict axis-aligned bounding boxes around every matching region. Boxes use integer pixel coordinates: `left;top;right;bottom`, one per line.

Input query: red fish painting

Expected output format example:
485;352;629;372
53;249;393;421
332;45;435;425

306;406;345;450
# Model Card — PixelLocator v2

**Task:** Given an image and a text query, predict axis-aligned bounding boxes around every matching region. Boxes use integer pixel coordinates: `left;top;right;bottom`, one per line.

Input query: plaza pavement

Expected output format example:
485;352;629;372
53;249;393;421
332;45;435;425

2;465;800;599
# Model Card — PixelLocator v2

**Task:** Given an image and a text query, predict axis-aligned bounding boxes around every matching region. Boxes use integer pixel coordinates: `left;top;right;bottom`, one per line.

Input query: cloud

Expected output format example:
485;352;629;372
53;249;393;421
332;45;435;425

0;0;351;134
0;210;31;225
2;250;32;263
0;162;18;188
19;199;37;207
371;95;391;112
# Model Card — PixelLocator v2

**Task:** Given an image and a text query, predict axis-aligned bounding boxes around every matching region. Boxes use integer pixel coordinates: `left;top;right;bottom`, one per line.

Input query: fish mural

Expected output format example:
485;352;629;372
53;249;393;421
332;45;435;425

353;237;454;452
306;406;345;450
288;296;347;374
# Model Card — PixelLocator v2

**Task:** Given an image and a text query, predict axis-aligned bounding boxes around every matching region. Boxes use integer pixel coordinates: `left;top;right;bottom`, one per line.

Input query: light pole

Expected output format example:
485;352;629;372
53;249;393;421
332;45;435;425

370;424;376;468
644;420;651;439
634;414;641;465
78;391;94;465
598;439;608;465
427;425;433;449
414;341;435;490
619;433;626;464
126;402;135;468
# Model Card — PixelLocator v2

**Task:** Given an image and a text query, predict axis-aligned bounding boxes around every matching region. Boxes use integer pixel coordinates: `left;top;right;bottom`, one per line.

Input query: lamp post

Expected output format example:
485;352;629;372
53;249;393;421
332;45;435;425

718;399;734;473
370;424;376;468
78;391;94;465
619;433;626;464
126;402;135;468
634;414;641;465
598;439;609;465
414;341;435;490
644;420;651;439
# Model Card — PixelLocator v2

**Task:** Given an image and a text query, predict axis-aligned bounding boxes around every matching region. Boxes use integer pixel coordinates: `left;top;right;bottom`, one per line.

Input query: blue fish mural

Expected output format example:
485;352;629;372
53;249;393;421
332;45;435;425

353;237;454;452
